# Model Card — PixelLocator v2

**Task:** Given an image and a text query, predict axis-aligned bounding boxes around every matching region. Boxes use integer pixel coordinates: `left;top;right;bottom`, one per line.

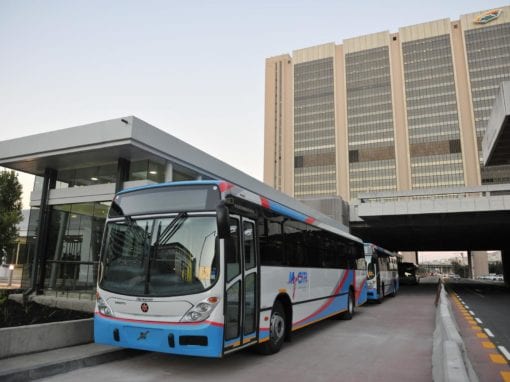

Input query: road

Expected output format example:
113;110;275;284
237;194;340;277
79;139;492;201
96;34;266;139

447;279;510;359
40;282;437;382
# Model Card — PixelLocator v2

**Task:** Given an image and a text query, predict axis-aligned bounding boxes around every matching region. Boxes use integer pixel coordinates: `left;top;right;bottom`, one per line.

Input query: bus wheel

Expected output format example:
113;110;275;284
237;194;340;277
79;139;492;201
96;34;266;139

256;301;286;355
339;290;354;320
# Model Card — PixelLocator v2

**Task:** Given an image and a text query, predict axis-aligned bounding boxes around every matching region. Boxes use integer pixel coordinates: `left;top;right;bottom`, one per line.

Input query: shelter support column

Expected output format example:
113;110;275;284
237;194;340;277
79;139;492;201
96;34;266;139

116;158;130;193
33;168;57;294
165;163;173;182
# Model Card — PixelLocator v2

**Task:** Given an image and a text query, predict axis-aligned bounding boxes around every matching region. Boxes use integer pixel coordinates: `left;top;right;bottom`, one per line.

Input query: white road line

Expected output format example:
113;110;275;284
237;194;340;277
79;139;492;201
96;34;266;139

464;305;470;309
469;310;475;316
498;346;510;362
484;328;495;338
475;318;483;324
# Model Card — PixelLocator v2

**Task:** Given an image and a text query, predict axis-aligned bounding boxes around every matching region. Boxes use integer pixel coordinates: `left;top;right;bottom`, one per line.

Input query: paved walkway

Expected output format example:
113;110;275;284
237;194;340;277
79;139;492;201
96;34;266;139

38;282;437;382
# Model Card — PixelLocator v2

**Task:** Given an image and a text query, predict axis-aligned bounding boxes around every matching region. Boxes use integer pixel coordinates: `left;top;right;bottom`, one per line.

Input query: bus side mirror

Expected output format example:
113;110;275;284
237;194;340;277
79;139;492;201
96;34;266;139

216;202;230;239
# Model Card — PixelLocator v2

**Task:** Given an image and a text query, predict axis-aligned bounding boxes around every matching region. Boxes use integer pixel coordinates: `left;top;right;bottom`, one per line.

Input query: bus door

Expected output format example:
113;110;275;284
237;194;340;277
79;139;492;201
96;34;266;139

223;216;258;353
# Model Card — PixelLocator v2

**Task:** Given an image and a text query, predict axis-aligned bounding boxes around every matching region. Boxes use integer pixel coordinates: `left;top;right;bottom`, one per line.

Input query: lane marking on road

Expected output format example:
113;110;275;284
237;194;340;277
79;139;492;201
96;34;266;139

450;291;510;378
499;346;510;362
490;354;507;364
482;341;496;349
484;328;495;338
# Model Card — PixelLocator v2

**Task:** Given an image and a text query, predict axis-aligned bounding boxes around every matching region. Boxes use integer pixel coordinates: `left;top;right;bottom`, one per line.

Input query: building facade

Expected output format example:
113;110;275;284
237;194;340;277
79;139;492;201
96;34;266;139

264;7;510;201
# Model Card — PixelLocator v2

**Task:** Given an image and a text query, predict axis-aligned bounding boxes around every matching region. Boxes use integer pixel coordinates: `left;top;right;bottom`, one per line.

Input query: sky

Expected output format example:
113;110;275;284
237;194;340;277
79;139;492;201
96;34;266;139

0;0;505;212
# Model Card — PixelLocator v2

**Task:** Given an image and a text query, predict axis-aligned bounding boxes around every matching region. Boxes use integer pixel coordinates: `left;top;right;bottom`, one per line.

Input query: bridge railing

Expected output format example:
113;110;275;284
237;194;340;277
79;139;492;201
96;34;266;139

355;183;510;204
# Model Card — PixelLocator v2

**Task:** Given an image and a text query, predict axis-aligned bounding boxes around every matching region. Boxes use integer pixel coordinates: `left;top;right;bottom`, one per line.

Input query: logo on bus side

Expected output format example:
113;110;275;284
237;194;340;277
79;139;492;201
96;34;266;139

288;271;308;298
141;303;149;313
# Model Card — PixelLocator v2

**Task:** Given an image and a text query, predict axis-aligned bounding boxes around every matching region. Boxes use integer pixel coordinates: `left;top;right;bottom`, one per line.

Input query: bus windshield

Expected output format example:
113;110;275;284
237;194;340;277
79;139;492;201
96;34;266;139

99;215;219;297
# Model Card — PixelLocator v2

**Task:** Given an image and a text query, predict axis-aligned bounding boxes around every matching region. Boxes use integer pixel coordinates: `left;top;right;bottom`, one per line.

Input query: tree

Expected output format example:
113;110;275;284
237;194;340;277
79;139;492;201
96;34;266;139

451;260;468;278
0;171;23;263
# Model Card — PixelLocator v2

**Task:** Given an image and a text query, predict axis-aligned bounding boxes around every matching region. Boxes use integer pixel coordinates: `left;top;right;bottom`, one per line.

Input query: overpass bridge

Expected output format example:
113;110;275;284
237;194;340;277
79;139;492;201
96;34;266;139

349;184;510;283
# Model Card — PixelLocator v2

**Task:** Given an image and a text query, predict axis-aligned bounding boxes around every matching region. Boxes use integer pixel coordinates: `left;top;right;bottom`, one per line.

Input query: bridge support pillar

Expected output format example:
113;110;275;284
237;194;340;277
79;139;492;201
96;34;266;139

502;249;510;287
467;250;473;279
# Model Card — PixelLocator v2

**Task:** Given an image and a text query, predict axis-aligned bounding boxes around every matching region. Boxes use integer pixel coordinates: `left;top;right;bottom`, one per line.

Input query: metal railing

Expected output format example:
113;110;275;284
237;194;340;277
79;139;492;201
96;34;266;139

355;183;510;204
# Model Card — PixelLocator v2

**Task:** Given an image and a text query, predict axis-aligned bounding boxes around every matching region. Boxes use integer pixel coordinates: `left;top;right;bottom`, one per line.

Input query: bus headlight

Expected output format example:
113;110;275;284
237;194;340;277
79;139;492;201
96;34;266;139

181;297;219;322
96;295;113;317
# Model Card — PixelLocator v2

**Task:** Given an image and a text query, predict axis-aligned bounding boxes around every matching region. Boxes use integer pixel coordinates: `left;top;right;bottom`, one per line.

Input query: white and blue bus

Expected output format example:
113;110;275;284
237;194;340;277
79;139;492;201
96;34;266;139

364;243;399;303
94;180;367;357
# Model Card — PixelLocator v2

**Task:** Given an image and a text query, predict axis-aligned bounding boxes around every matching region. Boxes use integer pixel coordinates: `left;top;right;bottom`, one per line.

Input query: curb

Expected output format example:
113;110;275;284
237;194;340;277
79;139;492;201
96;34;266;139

432;282;478;382
0;344;142;382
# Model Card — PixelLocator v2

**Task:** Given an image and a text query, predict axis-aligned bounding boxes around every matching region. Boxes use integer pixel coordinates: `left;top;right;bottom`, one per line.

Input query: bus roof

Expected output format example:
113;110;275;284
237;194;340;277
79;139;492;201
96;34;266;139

119;180;363;244
364;242;396;257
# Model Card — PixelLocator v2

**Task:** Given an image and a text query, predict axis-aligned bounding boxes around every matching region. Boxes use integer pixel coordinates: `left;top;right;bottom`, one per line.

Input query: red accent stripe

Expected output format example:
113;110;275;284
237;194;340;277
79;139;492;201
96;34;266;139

95;311;224;327
260;197;270;209
356;278;367;303
293;270;350;327
305;217;316;224
219;182;233;193
353;271;357;302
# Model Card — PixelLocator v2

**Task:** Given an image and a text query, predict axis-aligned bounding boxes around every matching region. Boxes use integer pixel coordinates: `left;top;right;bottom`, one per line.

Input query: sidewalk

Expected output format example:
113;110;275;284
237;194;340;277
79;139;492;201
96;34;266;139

0;343;141;382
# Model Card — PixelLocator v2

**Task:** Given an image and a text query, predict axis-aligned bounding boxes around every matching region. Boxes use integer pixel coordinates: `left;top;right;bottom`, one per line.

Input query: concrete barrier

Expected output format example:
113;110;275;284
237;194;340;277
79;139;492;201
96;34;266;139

432;283;478;382
0;318;93;359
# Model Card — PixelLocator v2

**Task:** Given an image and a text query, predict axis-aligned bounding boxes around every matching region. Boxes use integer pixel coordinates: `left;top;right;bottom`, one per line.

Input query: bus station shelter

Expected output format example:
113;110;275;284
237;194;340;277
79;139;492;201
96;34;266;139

0;116;345;297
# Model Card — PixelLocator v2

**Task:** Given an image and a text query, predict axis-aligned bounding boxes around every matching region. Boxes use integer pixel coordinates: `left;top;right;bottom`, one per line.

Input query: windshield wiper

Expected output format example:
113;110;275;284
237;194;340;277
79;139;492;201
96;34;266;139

143;213;187;294
155;212;188;246
145;221;161;294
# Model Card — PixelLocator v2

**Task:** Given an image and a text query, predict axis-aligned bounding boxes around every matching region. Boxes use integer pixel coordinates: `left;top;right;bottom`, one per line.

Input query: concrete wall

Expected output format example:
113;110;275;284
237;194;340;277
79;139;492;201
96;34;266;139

0;318;93;359
471;251;489;278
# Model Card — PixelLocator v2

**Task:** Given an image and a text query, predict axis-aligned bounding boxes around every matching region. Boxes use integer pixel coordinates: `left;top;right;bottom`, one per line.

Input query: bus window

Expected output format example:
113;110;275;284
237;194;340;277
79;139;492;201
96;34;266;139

243;220;256;270
367;262;376;279
259;220;284;266
284;220;307;267
226;218;240;282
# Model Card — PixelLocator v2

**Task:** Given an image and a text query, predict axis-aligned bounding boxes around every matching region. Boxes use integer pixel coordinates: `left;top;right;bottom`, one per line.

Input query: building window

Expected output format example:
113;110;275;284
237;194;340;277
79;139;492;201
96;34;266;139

293;57;337;198
129;160;165;183
402;34;464;189
42;201;110;293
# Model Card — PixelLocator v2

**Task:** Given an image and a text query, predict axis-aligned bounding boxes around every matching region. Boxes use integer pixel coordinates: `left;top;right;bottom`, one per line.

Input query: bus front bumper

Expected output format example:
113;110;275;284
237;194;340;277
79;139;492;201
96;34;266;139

94;313;224;358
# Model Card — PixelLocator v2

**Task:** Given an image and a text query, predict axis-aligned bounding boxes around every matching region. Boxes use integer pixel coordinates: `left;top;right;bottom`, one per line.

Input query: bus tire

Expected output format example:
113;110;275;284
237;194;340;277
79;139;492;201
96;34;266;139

256;301;286;355
339;290;354;320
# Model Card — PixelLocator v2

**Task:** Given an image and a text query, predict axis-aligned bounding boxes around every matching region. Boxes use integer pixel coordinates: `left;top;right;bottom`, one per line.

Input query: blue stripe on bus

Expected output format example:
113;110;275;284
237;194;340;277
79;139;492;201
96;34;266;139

265;199;309;223
367;289;380;301
94;314;223;358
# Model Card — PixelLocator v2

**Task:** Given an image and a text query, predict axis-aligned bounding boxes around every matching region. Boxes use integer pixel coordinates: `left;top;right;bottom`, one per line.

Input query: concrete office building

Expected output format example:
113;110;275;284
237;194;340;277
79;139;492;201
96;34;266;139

264;6;510;201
